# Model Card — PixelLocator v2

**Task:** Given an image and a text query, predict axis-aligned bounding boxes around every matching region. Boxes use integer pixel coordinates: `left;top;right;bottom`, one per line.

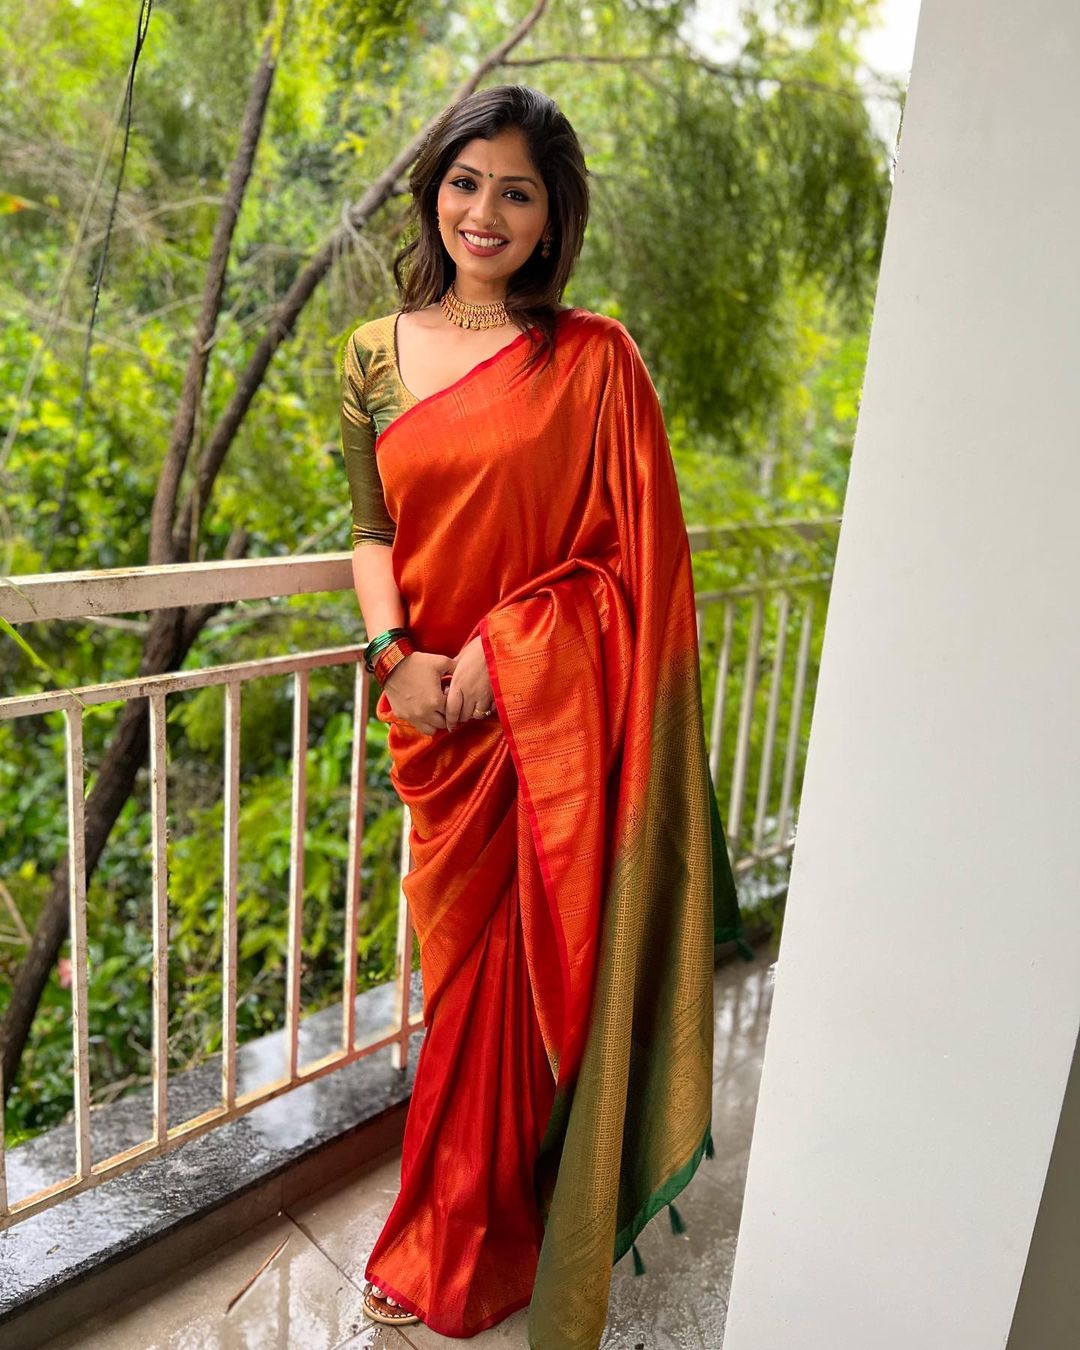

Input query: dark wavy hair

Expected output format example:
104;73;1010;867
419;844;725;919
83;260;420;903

392;84;590;372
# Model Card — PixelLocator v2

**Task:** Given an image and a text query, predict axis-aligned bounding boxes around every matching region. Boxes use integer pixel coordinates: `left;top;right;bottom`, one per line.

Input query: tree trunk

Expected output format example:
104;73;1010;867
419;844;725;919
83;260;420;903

149;24;280;567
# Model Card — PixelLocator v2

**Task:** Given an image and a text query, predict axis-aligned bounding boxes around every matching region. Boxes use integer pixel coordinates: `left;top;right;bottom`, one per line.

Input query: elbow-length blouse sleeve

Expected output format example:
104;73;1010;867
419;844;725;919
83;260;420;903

340;329;396;548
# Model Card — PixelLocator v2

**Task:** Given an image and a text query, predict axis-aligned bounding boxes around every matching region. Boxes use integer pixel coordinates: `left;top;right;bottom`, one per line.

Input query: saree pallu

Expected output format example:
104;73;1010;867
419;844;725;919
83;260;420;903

362;308;747;1347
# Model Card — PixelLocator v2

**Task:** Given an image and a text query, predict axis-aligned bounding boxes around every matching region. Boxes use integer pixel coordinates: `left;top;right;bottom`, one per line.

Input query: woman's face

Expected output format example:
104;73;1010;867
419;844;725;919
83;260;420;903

435;127;550;291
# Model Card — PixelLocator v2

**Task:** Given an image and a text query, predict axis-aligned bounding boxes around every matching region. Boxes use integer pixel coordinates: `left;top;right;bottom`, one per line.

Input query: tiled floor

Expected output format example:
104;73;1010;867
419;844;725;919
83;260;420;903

44;952;774;1350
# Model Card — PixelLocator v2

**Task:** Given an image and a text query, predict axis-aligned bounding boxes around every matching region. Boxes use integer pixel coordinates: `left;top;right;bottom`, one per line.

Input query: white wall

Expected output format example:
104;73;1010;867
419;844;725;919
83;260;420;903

721;2;1080;1346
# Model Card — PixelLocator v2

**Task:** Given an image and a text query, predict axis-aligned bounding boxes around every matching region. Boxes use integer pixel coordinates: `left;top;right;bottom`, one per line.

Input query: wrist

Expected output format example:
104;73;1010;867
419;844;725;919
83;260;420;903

374;640;414;687
364;625;412;674
381;651;412;689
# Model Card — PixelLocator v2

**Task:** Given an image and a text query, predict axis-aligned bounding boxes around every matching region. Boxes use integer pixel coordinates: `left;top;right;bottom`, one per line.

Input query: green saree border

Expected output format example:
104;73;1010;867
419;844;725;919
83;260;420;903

611;1119;713;1265
606;759;753;1265
707;755;755;961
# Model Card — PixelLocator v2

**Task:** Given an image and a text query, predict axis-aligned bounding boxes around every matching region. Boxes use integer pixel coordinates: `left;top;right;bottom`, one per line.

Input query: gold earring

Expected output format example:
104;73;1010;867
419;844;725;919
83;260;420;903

541;230;552;259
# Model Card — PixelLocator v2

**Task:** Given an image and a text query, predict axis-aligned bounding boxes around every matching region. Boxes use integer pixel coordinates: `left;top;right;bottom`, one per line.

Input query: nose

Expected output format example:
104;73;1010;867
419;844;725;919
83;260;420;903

466;188;502;224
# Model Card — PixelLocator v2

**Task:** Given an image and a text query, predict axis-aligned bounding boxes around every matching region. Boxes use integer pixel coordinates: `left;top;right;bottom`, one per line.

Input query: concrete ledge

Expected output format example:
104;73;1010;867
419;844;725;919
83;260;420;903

0;973;424;1346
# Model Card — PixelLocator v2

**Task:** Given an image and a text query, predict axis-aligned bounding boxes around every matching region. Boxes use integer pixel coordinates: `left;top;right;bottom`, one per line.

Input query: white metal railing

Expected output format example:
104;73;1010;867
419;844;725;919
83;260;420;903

0;520;835;1229
0;645;420;1229
691;517;835;873
695;575;825;869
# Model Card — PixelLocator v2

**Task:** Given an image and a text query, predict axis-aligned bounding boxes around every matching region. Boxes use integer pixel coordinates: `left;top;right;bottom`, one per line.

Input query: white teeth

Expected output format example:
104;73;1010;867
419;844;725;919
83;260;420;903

462;231;506;246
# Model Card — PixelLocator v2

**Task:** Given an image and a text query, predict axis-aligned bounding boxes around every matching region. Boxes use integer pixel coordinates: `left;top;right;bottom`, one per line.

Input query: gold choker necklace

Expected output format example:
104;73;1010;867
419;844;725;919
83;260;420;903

440;285;509;330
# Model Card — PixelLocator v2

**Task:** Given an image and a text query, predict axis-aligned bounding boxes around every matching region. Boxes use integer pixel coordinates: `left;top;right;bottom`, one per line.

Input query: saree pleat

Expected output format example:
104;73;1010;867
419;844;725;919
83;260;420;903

347;306;747;1347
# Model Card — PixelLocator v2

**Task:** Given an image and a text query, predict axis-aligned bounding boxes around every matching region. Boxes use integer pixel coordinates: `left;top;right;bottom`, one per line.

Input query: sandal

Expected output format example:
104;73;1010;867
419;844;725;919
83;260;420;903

362;1281;422;1326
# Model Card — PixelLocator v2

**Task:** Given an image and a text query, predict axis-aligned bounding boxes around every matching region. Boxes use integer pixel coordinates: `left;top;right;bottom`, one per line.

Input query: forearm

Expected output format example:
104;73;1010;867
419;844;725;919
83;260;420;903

351;543;406;639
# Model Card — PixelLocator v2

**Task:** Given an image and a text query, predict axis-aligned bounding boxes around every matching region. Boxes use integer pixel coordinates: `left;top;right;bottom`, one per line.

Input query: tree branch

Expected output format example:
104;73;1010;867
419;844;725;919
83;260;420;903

172;0;552;561
148;8;283;565
501;49;904;104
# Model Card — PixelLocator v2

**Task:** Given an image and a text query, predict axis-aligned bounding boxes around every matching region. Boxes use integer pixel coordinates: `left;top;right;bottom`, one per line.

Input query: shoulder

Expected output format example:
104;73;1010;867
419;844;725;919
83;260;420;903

562;308;640;356
560;309;648;383
344;311;399;369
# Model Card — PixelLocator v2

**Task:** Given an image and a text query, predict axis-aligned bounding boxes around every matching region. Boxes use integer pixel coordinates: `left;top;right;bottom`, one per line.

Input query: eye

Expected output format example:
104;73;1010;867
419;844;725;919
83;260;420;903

448;176;530;204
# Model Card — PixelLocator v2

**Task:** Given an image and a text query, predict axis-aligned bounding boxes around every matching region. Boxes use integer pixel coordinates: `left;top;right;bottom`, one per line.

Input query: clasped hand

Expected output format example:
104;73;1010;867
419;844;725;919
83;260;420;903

382;634;494;736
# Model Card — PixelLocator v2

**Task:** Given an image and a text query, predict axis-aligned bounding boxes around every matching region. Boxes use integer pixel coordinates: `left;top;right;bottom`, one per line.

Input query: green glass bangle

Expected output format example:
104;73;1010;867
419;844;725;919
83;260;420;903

366;631;404;657
364;626;410;672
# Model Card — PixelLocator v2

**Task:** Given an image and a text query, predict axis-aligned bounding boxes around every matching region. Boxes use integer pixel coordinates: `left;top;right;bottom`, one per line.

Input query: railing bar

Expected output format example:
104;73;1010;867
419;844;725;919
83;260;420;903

0;553;358;625
285;670;309;1081
0;525;838;625
779;596;816;845
342;662;368;1052
64;708;93;1181
708;600;735;782
148;692;170;1146
694;570;832;605
221;683;241;1109
0;553;781;631
728;593;764;853
0;576;832;723
753;591;790;852
732;836;797;873
687;517;841;553
390;803;415;1072
0;645;365;721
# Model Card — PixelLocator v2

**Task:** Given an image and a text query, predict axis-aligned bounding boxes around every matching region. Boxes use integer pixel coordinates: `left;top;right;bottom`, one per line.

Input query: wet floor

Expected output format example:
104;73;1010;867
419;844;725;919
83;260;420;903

41;951;774;1350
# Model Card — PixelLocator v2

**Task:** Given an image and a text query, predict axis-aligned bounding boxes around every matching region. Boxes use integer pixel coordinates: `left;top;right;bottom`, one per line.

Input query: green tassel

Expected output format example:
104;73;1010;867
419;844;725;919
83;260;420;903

668;1201;686;1235
705;1131;715;1160
631;1241;646;1276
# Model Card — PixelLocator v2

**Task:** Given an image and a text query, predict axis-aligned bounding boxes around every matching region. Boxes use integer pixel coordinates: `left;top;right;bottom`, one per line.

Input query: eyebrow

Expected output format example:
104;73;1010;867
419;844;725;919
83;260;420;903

450;161;539;188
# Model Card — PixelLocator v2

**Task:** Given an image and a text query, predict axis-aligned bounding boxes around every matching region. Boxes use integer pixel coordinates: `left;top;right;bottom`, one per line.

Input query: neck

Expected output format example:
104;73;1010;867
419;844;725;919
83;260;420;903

451;277;508;307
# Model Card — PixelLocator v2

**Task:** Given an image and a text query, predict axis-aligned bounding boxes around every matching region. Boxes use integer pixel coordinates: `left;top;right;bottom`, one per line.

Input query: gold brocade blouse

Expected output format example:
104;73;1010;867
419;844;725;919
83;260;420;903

339;312;419;548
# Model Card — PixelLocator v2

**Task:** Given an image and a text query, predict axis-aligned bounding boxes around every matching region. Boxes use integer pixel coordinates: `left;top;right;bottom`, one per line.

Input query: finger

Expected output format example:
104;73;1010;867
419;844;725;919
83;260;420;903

445;685;464;730
461;686;488;714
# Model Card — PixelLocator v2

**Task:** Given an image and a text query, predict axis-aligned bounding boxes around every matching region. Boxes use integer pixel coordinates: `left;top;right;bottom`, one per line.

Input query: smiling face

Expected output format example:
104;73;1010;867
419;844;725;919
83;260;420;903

435;127;550;301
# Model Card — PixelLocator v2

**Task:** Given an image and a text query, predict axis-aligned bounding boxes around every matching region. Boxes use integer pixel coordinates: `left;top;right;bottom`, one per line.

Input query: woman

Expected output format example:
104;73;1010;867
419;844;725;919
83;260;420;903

339;84;748;1349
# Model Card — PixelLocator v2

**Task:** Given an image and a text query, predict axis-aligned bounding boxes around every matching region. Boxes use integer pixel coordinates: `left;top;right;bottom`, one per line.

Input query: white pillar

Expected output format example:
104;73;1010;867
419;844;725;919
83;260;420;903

721;2;1080;1347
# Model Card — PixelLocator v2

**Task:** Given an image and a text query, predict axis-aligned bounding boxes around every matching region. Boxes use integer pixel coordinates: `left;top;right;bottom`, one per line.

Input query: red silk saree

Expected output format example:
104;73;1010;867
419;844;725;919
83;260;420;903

343;306;747;1347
